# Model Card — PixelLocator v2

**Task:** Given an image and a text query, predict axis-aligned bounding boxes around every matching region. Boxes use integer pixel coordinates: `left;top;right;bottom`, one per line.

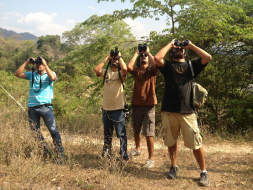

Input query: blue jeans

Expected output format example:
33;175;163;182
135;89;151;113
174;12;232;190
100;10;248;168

28;106;64;154
102;109;128;159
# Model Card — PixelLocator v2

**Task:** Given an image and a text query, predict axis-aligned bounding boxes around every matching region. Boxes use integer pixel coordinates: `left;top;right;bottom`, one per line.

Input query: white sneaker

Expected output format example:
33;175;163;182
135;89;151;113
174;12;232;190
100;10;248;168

129;149;141;156
144;159;154;169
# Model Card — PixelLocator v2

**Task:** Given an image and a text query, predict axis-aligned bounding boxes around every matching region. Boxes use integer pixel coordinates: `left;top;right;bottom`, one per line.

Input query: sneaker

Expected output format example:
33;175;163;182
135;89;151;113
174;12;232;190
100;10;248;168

144;159;154;169
167;166;178;179
129;149;141;156
199;172;210;187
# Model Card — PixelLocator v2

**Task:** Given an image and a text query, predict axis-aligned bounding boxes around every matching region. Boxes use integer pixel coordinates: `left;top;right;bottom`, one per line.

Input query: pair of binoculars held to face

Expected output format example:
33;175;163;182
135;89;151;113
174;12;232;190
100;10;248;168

174;39;189;47
110;47;119;57
29;57;43;65
138;43;147;53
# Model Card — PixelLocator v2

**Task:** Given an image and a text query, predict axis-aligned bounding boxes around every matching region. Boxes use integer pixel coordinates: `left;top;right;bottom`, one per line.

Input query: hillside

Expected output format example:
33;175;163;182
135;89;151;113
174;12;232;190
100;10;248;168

0;27;38;41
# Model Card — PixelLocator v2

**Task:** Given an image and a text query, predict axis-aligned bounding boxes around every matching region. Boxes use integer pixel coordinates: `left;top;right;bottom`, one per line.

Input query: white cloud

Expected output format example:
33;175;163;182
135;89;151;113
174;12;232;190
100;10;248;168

38;23;68;35
2;16;9;21
67;19;75;24
6;11;22;17
159;26;164;29
100;9;106;14
88;6;96;11
17;12;57;24
124;18;148;40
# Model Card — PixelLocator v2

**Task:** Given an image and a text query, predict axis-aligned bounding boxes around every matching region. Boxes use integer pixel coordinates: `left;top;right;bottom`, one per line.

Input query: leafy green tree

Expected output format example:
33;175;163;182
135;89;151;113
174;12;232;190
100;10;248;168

85;0;190;35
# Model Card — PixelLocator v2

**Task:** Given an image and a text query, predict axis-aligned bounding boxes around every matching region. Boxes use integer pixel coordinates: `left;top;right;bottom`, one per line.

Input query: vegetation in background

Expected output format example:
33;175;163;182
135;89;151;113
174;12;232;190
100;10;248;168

0;1;253;189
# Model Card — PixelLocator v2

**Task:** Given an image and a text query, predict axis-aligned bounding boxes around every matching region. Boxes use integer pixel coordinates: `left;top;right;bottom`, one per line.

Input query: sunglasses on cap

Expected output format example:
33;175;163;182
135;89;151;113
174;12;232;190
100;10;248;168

140;53;149;58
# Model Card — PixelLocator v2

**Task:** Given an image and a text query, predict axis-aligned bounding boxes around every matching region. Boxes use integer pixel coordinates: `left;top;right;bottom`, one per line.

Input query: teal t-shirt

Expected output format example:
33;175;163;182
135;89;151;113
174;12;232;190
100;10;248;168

24;71;56;108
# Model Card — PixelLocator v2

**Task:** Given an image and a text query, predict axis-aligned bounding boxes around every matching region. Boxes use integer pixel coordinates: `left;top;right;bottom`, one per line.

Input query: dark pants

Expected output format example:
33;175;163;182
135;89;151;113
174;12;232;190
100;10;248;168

28;106;64;154
102;109;128;159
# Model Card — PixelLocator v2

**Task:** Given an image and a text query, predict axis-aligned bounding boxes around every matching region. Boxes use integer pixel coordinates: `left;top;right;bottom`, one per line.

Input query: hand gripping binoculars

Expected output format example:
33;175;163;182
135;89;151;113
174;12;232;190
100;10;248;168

29;57;43;65
174;39;189;47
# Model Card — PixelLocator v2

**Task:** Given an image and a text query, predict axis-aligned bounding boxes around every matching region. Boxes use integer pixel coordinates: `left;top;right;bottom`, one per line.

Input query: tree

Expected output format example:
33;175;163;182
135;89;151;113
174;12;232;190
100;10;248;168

83;0;190;35
37;35;72;62
56;15;136;68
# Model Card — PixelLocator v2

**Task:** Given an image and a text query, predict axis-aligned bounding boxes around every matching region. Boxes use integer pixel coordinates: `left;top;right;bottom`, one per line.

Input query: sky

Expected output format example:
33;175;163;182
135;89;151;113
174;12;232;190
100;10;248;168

0;0;171;40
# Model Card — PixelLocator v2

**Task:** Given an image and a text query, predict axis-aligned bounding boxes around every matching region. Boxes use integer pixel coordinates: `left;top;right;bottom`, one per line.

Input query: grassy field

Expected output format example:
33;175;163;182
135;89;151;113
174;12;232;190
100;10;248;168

0;107;253;190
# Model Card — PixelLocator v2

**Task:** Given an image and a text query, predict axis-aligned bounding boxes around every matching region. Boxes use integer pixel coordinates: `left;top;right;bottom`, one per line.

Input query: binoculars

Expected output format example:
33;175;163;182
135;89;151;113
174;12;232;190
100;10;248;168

110;47;119;57
138;43;147;53
174;39;189;47
29;57;42;64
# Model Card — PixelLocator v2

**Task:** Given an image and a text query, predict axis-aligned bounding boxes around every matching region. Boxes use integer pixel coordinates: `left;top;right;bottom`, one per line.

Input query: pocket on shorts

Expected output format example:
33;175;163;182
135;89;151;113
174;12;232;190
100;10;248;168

194;130;202;147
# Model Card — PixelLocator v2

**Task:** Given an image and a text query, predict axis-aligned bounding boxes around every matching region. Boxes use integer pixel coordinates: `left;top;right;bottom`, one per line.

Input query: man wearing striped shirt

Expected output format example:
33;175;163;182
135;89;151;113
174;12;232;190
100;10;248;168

15;56;64;164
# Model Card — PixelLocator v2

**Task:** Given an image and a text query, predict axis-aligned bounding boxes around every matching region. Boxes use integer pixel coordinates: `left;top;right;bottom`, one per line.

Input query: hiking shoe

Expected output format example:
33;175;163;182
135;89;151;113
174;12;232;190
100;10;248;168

129;149;141;156
144;159;154;169
167;166;178;179
199;172;210;187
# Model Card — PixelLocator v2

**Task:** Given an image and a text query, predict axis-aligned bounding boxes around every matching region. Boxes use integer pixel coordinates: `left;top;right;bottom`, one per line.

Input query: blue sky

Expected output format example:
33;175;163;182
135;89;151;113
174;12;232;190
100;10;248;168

0;0;171;40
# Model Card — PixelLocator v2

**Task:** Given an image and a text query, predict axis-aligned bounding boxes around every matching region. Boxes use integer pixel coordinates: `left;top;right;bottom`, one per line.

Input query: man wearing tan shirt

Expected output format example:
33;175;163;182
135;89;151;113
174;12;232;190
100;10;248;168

127;45;158;168
94;50;129;162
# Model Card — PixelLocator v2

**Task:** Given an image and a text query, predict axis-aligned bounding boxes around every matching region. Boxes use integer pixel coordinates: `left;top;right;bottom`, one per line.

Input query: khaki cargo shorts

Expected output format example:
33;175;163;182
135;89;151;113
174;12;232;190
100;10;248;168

161;112;202;150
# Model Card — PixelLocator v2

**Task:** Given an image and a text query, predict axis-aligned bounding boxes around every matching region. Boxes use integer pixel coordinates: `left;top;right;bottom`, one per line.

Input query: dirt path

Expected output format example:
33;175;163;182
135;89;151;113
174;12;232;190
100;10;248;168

59;134;253;154
41;131;253;189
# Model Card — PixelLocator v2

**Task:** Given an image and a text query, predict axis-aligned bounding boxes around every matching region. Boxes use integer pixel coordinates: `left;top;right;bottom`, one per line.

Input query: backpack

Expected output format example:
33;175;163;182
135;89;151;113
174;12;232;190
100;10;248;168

189;60;208;108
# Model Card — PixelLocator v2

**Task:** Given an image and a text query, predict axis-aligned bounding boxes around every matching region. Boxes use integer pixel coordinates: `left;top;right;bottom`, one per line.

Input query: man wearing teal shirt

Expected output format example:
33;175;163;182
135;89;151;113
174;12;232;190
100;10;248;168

15;56;64;164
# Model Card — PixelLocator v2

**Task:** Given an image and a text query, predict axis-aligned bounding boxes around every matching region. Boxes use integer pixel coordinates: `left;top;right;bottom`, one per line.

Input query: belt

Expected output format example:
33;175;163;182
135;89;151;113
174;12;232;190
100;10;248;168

30;104;53;108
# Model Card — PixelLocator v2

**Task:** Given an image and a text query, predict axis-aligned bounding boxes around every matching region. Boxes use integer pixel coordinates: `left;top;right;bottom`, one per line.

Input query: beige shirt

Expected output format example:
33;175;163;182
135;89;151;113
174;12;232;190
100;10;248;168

100;69;126;111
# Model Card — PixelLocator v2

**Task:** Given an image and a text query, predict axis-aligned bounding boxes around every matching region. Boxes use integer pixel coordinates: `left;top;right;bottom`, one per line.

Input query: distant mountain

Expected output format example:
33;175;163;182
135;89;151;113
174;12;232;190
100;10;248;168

0;27;38;41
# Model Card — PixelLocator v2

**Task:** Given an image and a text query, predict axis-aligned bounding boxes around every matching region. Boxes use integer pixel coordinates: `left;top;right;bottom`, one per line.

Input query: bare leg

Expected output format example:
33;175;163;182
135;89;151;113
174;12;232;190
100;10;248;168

134;134;141;152
146;136;154;160
168;142;178;166
193;147;206;170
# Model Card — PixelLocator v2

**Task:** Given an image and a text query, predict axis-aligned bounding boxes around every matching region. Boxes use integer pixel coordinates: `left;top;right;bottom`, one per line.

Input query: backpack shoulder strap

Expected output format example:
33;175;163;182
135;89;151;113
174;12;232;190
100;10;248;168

103;63;110;85
118;64;124;90
188;60;195;78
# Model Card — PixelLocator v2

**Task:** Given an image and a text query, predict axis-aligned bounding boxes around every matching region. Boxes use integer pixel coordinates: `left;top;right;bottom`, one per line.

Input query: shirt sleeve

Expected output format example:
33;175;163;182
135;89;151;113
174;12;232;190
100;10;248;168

191;58;208;78
157;59;168;76
24;72;32;80
49;71;57;84
120;70;127;83
99;69;106;79
128;66;137;76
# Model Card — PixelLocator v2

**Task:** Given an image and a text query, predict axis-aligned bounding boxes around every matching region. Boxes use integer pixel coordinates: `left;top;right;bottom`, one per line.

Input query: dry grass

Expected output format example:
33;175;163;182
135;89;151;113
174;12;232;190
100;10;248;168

0;108;253;190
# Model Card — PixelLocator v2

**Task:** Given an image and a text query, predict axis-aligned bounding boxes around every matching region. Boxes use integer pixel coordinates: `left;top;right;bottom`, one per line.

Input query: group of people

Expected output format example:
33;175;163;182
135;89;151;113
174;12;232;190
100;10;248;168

15;39;212;187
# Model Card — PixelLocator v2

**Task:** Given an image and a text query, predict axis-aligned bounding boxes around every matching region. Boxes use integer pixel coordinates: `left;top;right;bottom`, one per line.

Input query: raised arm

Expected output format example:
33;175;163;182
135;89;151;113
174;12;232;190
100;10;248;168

41;57;56;81
127;48;139;72
14;58;34;79
94;53;110;77
117;52;127;77
154;39;175;67
146;46;156;67
184;42;212;65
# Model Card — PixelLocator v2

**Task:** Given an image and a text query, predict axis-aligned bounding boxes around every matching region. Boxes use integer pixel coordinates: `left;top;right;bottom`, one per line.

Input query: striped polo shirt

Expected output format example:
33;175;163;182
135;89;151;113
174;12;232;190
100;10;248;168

24;71;56;108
